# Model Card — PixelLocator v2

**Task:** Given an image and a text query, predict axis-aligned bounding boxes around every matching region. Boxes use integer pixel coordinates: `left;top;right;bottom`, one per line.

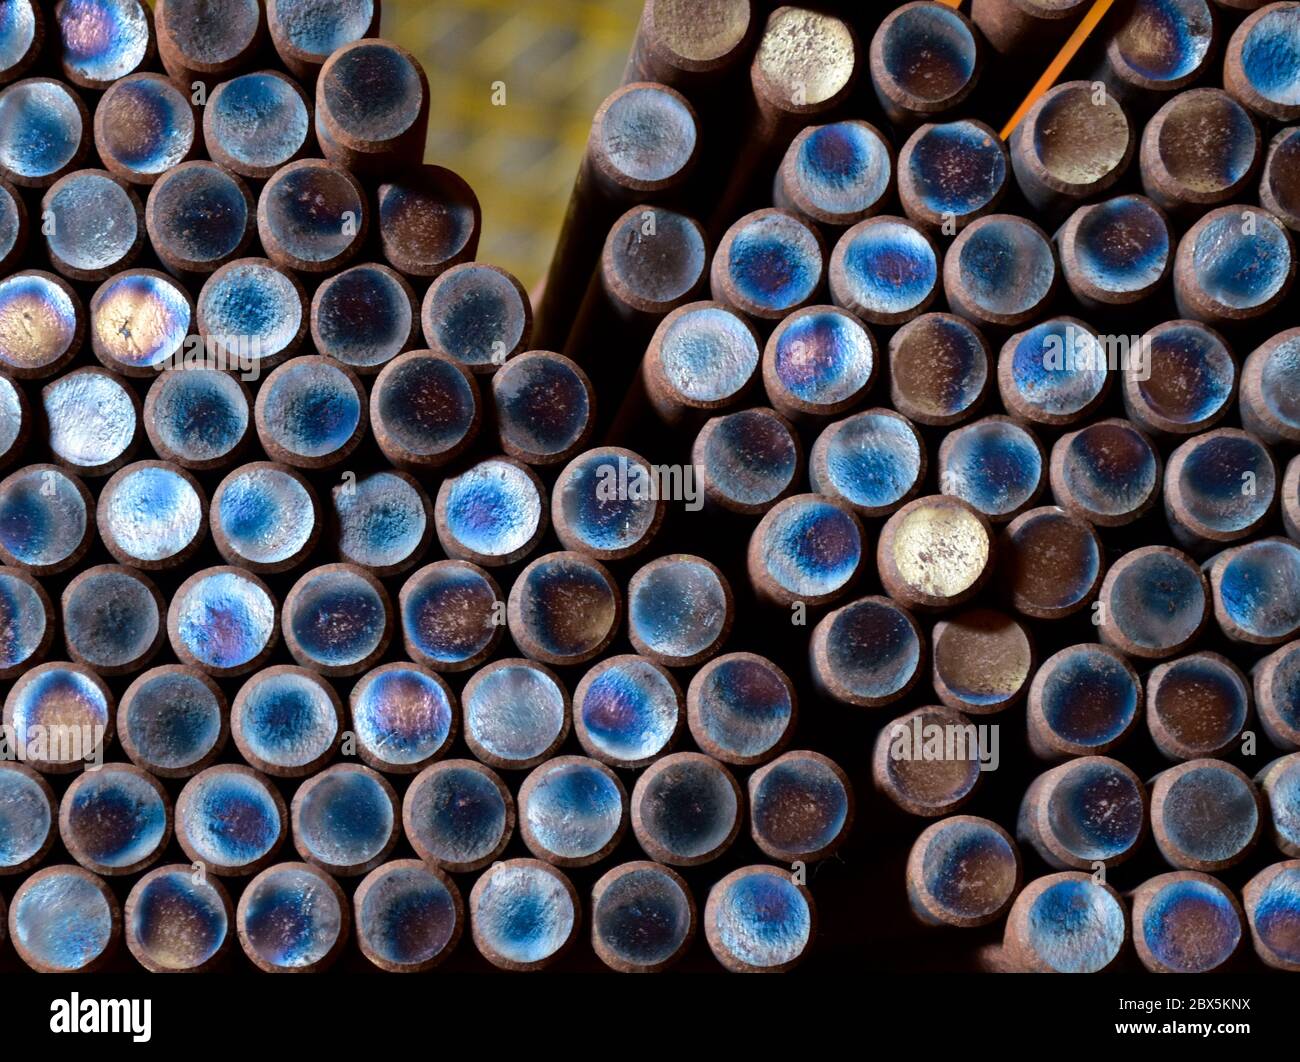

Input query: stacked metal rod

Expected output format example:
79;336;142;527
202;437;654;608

528;0;1300;976
0;0;855;975
3;0;1300;978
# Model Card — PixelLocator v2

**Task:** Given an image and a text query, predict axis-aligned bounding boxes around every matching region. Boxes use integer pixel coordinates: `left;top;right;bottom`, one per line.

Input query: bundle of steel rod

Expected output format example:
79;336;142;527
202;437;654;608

1;0;1299;979
528;0;1300;976
0;0;849;976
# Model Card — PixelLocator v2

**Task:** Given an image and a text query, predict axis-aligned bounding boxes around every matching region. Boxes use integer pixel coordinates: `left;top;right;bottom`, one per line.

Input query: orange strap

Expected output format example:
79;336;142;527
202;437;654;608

999;0;1117;141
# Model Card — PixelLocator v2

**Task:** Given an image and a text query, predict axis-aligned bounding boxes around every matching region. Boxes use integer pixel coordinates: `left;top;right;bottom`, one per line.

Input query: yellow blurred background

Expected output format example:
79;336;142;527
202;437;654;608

383;0;643;288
